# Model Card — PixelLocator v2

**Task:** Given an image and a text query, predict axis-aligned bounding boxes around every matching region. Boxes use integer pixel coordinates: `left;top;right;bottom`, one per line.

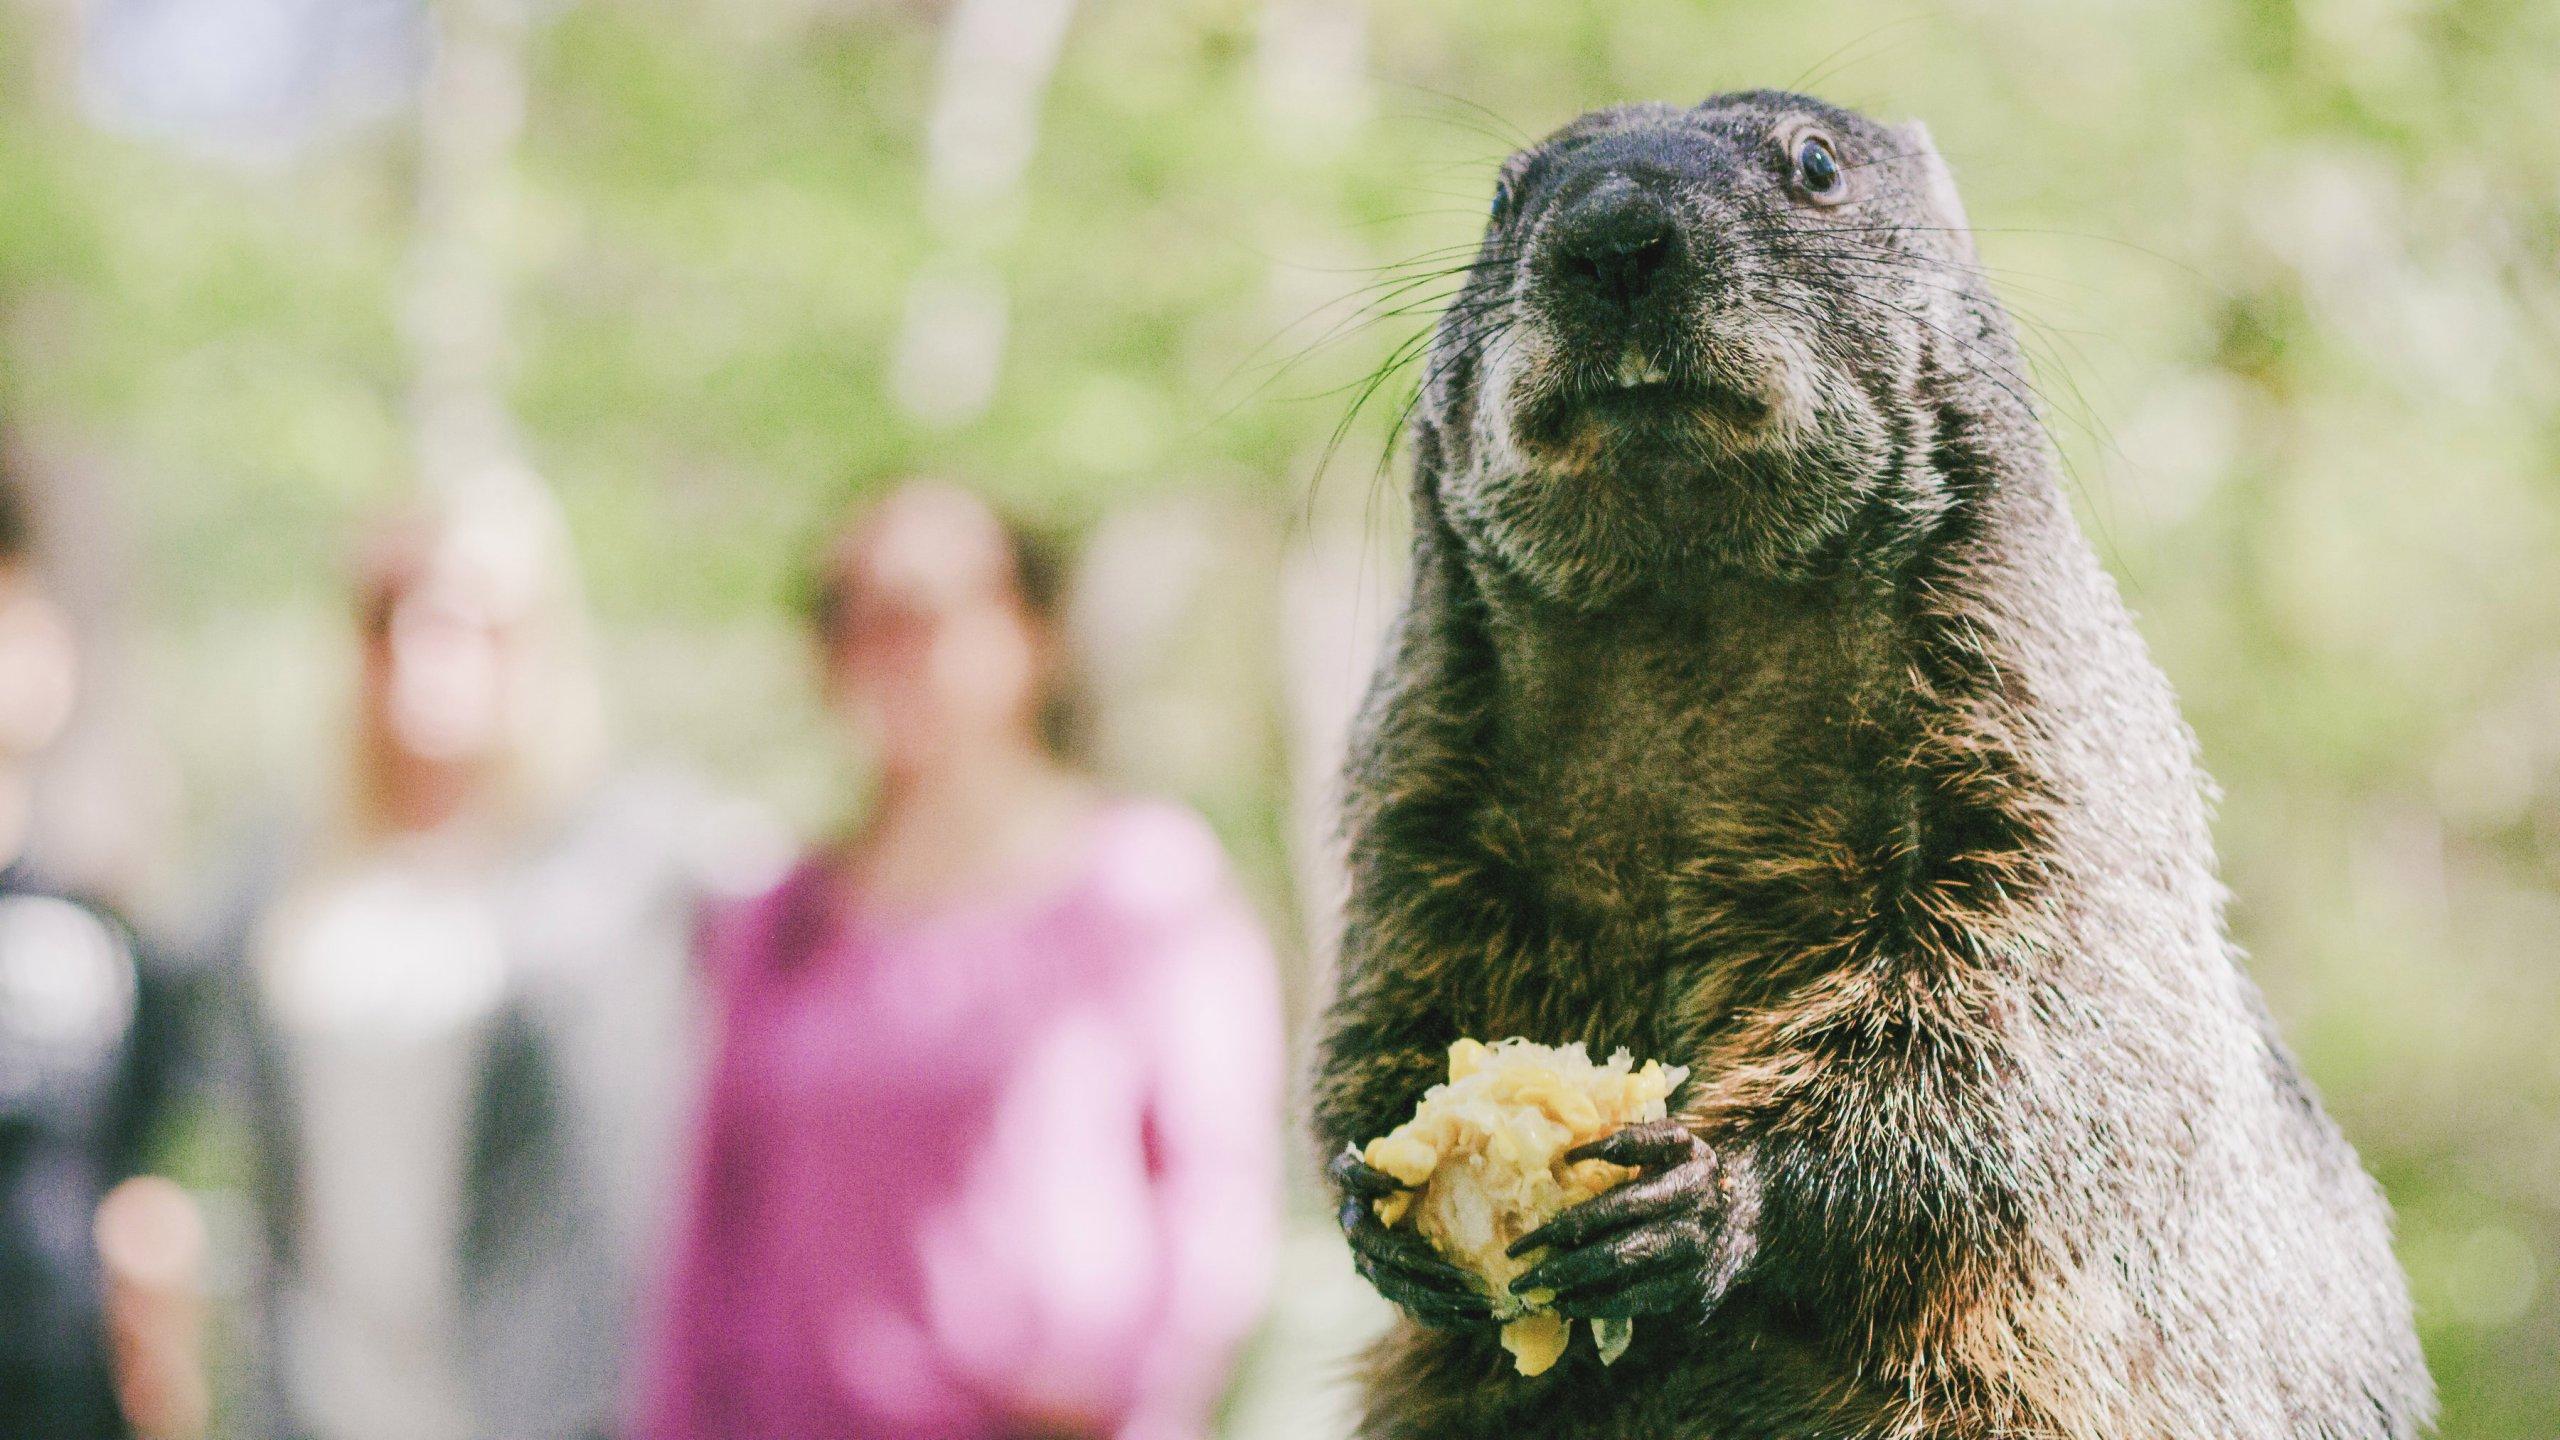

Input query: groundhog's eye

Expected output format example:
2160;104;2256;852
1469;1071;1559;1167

1795;136;1843;197
1489;178;1513;222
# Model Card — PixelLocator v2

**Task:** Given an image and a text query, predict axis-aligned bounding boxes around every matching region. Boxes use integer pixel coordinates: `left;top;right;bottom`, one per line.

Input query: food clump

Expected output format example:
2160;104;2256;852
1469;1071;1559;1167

1360;1037;1689;1375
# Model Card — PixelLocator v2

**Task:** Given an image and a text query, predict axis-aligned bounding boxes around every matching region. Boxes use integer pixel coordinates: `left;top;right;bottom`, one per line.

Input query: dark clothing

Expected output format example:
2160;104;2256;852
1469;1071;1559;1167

0;864;191;1440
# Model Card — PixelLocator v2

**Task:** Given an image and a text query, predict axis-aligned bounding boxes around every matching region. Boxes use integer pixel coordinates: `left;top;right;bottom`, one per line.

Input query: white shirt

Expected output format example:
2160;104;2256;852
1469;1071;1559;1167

261;841;509;1440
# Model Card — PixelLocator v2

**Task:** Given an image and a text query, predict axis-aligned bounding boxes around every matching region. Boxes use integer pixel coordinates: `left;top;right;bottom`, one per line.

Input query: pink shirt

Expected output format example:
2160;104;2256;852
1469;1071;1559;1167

638;800;1282;1440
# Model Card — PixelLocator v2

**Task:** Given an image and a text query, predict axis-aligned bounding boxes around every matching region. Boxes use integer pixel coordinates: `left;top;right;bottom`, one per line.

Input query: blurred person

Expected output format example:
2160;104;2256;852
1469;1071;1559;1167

0;467;206;1440
639;484;1284;1440
215;475;776;1440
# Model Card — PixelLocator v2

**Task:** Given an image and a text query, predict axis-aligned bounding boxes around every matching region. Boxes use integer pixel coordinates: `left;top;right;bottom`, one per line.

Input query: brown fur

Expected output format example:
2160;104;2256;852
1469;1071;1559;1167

1312;93;2430;1439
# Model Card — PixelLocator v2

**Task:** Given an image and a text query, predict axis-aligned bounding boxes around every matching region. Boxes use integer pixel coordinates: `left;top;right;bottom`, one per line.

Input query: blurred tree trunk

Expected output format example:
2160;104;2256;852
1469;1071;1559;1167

890;0;1081;428
407;0;542;502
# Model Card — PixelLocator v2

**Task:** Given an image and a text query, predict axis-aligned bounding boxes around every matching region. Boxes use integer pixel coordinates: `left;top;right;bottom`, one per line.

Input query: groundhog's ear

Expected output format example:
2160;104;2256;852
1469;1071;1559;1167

1895;121;1978;260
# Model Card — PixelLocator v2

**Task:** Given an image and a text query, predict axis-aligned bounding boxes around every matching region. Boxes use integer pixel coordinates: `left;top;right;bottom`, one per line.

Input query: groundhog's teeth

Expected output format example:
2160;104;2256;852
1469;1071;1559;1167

1614;349;1673;389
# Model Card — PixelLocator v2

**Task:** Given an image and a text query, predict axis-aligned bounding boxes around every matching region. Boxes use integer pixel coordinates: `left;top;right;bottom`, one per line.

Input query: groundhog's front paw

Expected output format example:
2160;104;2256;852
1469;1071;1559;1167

1504;1119;1754;1322
1330;1149;1496;1330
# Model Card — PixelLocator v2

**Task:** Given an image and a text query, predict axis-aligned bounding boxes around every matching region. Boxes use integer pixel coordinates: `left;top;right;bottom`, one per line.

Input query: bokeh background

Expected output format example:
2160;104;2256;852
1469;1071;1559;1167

2;0;2555;1433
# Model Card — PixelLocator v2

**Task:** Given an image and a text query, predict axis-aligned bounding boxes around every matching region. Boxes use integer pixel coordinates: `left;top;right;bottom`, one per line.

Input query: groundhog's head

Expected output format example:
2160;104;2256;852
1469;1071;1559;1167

1421;92;1995;604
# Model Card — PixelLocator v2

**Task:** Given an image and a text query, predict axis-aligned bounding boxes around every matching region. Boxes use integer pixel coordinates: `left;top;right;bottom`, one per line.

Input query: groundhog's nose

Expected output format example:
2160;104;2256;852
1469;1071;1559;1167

1543;184;1679;316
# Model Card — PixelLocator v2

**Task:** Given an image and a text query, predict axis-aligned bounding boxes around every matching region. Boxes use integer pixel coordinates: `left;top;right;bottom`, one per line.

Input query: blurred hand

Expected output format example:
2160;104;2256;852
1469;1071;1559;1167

94;1176;211;1440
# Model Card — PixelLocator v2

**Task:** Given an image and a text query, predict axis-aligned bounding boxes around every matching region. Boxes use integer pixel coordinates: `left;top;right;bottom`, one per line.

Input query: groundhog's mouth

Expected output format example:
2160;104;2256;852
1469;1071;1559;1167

1512;354;1772;458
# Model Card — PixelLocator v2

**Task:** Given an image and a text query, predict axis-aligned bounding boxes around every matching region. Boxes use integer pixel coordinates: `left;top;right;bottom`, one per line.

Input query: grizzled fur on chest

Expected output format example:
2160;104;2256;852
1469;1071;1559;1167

1312;90;2430;1440
1430;568;1922;1065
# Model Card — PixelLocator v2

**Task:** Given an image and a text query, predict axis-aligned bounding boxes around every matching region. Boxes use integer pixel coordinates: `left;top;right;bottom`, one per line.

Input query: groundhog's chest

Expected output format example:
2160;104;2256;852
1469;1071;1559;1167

1475;603;1901;1042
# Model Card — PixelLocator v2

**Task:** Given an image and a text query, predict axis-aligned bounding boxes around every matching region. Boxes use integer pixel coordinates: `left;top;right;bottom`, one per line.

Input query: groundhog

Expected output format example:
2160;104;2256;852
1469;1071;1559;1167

1311;92;2433;1439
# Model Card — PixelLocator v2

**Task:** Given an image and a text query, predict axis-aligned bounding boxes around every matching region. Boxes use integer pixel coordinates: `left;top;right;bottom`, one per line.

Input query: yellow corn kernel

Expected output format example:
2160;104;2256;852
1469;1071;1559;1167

1502;1312;1571;1376
1364;1132;1439;1187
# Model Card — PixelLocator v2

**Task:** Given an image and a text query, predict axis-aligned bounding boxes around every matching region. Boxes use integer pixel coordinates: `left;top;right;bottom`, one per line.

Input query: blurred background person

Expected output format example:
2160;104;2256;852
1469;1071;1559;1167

0;464;207;1440
640;483;1284;1440
208;473;777;1440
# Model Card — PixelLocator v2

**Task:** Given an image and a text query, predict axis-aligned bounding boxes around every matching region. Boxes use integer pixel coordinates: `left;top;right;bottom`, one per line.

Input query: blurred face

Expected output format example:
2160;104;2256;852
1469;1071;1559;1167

363;560;524;768
0;566;78;766
818;489;1048;769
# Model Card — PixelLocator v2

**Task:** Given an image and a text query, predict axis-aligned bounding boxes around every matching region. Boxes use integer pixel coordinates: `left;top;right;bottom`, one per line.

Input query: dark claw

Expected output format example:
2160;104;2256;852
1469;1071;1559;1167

1507;1165;1688;1258
1332;1154;1495;1329
1563;1117;1709;1171
1361;1266;1490;1330
1556;1272;1695;1320
1345;1226;1492;1328
1510;1120;1711;1259
1501;1120;1736;1327
1341;1202;1474;1290
1513;1221;1700;1298
1327;1148;1412;1200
